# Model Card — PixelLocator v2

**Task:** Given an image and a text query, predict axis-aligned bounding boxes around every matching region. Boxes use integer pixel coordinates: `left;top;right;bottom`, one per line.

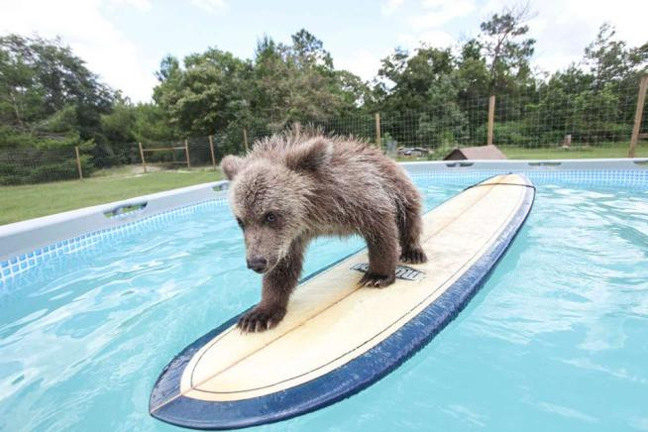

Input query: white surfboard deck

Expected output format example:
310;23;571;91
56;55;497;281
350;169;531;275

150;174;535;430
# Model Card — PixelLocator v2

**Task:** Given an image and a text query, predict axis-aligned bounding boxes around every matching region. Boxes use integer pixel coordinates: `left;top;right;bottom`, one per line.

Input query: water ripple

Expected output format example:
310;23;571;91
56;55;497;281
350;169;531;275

1;182;647;431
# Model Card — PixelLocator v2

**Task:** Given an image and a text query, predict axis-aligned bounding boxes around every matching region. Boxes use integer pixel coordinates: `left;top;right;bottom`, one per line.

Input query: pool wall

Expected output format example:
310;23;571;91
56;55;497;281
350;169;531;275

1;158;647;286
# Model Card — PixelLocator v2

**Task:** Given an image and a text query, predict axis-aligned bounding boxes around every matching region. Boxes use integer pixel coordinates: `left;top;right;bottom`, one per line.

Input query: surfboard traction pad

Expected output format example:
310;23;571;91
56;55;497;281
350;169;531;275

149;174;535;430
351;262;425;281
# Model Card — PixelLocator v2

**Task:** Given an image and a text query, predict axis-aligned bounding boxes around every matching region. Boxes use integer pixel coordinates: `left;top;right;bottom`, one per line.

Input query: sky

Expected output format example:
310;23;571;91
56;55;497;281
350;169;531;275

1;0;646;103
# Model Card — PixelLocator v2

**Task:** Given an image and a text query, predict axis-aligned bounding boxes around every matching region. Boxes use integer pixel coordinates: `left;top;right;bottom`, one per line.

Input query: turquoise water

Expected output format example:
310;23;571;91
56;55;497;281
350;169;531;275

1;177;648;431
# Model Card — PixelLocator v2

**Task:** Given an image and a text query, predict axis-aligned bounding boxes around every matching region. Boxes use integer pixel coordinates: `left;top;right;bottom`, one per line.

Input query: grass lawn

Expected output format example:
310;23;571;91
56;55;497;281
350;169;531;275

398;142;647;161
2;142;646;226
501;142;647;159
0;170;221;225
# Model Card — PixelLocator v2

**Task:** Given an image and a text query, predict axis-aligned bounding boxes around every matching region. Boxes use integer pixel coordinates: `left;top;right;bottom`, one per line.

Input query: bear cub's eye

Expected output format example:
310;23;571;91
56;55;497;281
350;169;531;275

265;212;277;223
236;217;244;228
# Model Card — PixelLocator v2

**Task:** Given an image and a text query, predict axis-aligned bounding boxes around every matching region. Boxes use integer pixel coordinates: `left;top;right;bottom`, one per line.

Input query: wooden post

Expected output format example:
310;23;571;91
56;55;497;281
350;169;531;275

74;146;83;180
208;135;217;170
629;75;648;158
184;139;191;168
563;134;572;148
138;142;147;173
243;129;249;153
487;95;495;146
375;113;381;150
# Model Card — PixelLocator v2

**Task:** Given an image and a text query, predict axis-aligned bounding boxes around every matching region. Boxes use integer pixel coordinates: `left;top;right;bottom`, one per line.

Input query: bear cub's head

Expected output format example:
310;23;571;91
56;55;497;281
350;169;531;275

221;138;332;274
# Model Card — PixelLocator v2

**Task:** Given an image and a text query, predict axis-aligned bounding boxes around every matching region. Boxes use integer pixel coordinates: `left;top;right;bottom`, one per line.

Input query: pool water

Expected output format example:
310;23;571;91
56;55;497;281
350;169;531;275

1;176;647;432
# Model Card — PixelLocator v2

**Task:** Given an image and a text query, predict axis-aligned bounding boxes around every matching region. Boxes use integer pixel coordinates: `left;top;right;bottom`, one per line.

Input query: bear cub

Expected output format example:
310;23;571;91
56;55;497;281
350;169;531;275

221;130;427;333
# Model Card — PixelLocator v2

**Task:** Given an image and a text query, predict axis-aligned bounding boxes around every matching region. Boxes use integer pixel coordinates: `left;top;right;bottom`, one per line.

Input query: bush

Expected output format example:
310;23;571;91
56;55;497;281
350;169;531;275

0;147;83;185
474;121;531;147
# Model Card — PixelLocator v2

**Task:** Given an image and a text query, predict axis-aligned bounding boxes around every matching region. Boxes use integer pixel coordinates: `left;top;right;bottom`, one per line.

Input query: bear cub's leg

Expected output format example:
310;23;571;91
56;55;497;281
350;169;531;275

359;219;399;288
237;239;304;333
398;199;428;264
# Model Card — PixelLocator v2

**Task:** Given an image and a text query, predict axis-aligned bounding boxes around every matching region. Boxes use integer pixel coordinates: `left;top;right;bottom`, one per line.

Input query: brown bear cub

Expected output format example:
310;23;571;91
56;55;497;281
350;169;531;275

221;130;427;333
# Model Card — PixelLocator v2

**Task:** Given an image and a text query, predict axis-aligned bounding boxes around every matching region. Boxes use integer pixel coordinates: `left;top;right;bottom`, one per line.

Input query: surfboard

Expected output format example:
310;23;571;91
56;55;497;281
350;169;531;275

149;173;535;430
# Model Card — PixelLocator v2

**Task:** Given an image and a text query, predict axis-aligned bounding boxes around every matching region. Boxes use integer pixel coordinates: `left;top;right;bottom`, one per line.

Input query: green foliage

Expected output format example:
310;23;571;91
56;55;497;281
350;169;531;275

0;146;79;185
0;35;180;180
585;23;648;87
250;29;363;127
0;34;114;181
474;121;528;147
1;11;647;187
479;4;535;93
0;34;113;143
150;29;370;155
154;49;253;136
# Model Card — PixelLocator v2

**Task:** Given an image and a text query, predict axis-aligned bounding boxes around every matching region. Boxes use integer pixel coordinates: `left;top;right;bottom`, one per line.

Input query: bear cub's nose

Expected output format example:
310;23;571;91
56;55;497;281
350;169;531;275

247;257;267;273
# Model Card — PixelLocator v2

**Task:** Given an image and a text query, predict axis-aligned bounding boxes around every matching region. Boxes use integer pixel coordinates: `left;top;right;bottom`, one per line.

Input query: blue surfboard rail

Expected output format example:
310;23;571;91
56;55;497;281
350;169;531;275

149;175;535;430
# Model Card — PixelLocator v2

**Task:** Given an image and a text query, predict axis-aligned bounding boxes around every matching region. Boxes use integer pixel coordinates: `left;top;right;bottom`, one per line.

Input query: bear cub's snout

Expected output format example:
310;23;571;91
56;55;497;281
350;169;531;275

246;256;267;273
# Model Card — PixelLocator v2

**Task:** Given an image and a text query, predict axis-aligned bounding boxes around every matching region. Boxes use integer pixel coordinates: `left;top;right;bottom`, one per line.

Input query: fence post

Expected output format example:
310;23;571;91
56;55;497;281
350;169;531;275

375;113;381;150
563;134;572;148
629;75;648;158
208;135;217;170
487;95;495;146
74;146;83;180
243;129;249;153
184;139;191;168
138;142;147;173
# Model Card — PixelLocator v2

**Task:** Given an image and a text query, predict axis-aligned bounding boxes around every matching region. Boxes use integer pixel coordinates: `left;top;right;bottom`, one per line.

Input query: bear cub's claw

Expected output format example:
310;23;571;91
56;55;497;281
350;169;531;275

359;272;396;288
400;247;428;264
238;305;286;333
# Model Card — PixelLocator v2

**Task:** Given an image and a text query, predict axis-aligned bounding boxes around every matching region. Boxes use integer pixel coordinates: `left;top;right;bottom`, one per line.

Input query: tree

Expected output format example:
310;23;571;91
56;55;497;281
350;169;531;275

152;28;368;153
335;70;373;113
479;3;535;94
455;38;490;101
0;34;119;183
374;46;468;147
0;34;113;148
290;29;334;71
252;30;358;128
585;23;648;88
153;48;253;137
377;46;455;112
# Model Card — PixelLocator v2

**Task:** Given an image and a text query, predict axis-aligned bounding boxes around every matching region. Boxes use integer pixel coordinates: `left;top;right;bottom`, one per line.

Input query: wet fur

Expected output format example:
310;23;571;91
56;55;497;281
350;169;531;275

221;129;427;332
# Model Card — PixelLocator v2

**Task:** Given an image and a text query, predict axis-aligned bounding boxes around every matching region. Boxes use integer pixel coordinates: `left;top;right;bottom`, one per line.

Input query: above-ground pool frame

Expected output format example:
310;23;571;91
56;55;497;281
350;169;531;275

1;158;647;286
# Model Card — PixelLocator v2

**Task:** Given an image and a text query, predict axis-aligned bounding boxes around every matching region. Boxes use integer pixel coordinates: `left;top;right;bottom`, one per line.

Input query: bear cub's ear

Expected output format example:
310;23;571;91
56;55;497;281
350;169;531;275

221;155;245;180
285;138;332;173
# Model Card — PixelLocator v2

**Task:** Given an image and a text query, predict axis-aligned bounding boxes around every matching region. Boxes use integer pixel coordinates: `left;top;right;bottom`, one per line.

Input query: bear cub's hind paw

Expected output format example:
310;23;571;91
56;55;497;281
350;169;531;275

359;272;396;288
400;247;428;264
238;305;286;333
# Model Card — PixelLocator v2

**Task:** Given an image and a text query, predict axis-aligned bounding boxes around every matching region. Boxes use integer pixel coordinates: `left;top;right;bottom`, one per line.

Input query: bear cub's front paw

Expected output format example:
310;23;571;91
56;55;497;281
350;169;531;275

400;247;428;264
359;272;396;288
238;305;287;333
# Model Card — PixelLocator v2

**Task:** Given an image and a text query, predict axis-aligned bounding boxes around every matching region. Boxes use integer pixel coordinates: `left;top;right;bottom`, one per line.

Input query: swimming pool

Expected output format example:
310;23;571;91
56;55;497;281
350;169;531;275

1;160;647;431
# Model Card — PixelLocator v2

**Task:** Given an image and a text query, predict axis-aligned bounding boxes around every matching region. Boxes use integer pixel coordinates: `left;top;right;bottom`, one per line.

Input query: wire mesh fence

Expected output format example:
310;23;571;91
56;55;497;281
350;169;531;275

0;146;83;185
1;76;646;186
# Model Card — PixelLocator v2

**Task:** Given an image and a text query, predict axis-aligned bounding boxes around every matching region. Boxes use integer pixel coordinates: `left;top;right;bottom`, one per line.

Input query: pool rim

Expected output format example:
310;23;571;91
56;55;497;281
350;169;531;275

1;158;646;285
